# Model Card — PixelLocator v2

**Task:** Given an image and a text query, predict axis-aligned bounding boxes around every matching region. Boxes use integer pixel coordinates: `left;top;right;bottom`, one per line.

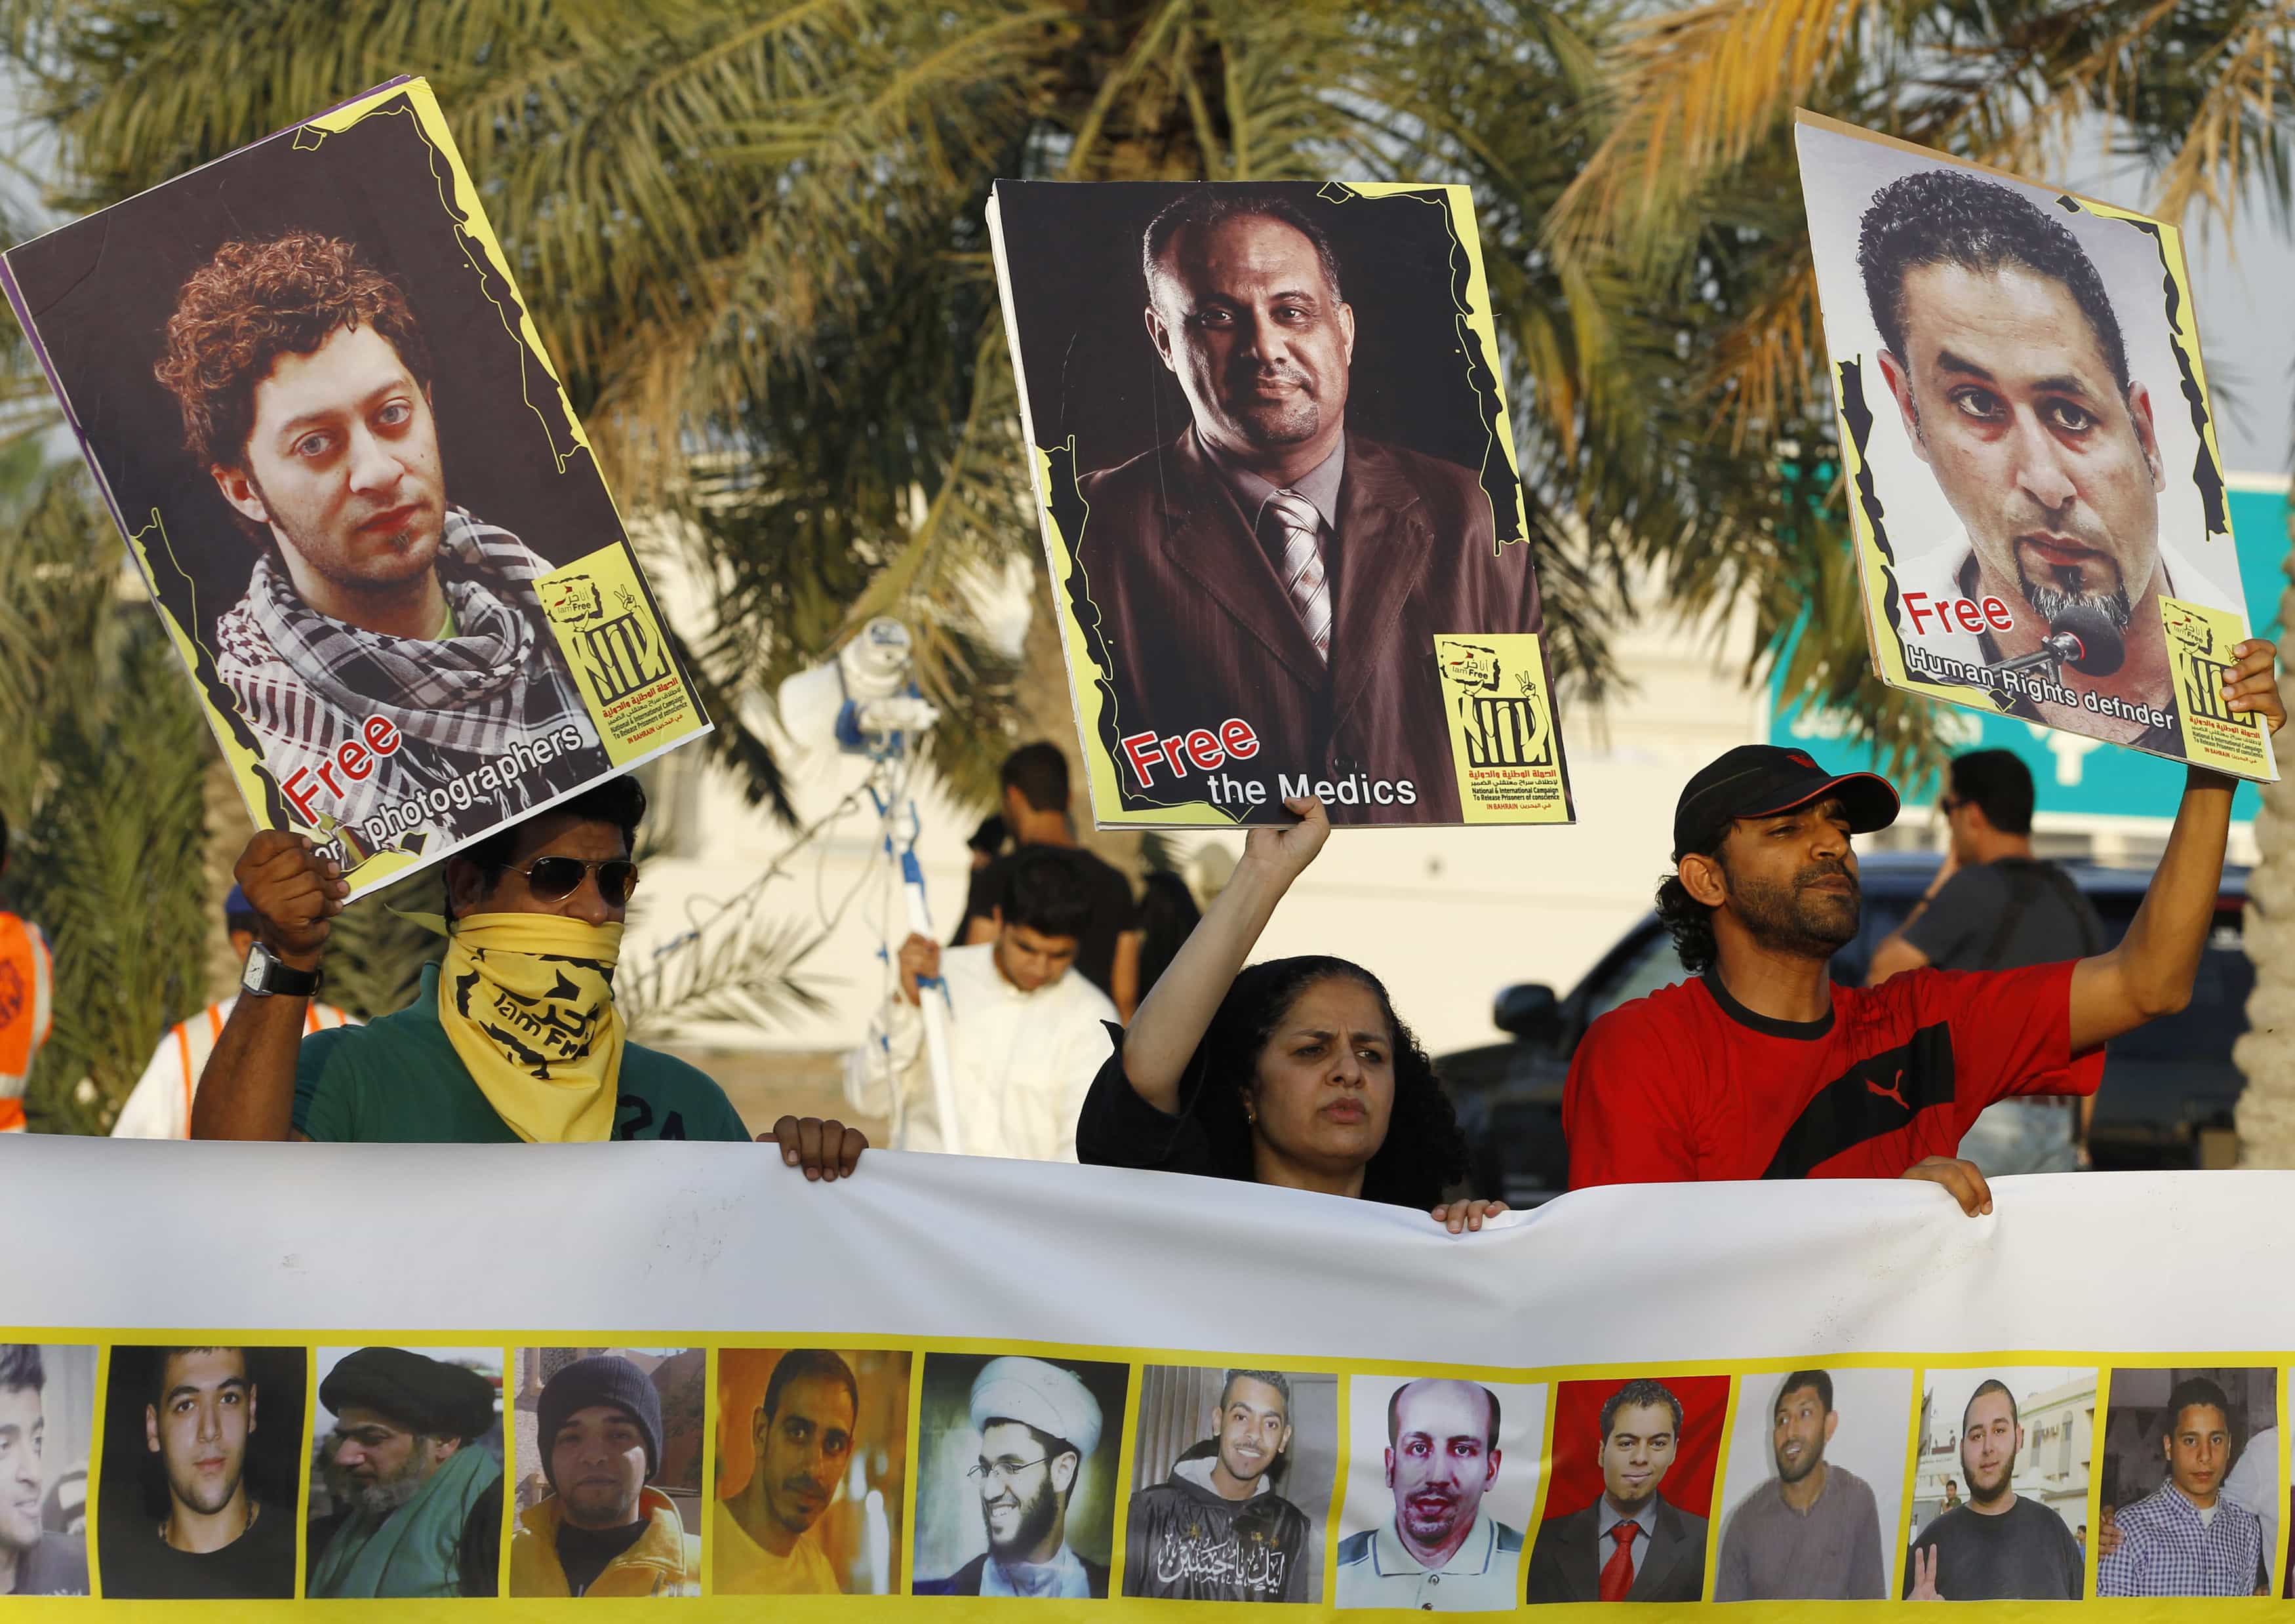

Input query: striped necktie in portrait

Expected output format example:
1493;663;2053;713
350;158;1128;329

1261;488;1331;660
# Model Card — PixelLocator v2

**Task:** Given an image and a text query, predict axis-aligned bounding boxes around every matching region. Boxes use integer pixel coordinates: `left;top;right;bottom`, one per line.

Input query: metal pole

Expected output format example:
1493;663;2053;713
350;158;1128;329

873;783;962;1156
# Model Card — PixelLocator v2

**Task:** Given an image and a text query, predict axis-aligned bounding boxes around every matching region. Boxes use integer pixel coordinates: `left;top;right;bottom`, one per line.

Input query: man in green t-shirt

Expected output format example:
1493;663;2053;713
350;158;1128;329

192;774;863;1176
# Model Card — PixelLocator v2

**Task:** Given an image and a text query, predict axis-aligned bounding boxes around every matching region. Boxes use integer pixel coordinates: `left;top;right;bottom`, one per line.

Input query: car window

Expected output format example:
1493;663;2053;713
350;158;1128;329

1582;926;1688;1025
2104;911;2247;1061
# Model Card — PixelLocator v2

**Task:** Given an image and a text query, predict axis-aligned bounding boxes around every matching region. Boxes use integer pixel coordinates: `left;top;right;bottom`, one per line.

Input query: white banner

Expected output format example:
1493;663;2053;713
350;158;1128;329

2;1139;2286;1614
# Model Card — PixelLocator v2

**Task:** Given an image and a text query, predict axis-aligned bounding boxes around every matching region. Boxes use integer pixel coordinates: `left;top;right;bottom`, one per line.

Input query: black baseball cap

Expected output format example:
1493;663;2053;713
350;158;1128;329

1673;745;1899;860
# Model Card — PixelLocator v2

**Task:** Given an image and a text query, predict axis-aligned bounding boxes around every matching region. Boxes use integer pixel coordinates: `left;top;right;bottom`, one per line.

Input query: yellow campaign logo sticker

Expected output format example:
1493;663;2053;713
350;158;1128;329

537;545;706;765
1433;633;1569;824
2163;596;2275;780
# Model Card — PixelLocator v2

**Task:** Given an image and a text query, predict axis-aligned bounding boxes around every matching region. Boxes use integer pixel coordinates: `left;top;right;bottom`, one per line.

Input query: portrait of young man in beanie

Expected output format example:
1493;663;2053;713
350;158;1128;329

509;1354;700;1598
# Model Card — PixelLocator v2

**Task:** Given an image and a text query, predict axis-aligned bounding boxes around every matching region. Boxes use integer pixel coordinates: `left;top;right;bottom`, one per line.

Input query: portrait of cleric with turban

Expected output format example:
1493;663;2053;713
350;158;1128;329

915;1355;1128;1599
307;1347;504;1598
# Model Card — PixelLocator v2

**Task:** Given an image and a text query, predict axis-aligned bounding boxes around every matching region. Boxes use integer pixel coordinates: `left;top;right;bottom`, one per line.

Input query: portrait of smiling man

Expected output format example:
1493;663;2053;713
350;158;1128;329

1860;167;2221;748
917;1355;1111;1598
101;1345;298;1600
1125;1367;1312;1603
155;229;609;855
0;1346;87;1597
1527;1378;1707;1605
1068;187;1544;823
1338;1377;1522;1611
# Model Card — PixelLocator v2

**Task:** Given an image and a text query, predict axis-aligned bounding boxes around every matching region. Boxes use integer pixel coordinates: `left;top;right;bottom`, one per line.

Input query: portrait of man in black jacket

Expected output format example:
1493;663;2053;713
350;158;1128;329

1125;1368;1312;1602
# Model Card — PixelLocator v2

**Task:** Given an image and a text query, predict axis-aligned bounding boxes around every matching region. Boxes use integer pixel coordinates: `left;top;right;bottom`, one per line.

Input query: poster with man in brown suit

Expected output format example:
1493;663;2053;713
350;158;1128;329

987;181;1572;828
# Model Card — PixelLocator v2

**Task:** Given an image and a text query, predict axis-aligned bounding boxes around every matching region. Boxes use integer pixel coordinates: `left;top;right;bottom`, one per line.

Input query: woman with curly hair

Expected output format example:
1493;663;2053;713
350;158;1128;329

1075;797;1504;1231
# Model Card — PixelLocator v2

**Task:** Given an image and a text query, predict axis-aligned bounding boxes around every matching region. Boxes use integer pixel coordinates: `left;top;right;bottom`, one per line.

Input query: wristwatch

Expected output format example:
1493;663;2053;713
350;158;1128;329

241;941;323;999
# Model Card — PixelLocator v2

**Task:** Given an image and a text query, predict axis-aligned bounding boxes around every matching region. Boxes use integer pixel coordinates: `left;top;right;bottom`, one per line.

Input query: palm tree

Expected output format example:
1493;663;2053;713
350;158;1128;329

0;461;212;1131
1545;0;2295;1159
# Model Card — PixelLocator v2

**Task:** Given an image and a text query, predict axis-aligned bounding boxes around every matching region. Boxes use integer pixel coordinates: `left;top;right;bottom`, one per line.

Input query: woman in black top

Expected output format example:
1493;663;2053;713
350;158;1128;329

1076;797;1504;1230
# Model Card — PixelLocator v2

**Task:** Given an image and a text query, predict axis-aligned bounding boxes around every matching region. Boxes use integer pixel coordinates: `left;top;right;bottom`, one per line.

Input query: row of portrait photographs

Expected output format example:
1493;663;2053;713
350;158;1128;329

7;1341;2294;1605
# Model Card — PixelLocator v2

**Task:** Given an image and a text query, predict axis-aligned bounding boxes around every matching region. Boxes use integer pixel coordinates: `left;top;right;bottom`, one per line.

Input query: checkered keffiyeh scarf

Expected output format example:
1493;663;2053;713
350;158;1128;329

239;507;594;759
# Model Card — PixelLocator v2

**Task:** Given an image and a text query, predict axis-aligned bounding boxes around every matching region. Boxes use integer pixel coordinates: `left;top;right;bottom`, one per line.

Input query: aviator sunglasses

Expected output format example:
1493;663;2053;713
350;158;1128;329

494;855;640;904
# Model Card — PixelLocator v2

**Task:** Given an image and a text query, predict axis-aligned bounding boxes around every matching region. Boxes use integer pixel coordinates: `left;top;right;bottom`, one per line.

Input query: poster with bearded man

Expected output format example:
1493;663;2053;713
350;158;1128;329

1796;111;2277;784
0;77;710;900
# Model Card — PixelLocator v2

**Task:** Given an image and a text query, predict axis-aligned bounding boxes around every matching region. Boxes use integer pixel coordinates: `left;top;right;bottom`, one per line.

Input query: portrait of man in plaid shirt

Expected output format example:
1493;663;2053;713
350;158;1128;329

2098;1376;2270;1598
155;229;609;860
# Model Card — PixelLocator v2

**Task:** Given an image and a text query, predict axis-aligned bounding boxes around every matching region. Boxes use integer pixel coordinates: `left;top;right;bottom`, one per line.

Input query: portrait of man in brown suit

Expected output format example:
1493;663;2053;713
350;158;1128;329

1064;188;1551;825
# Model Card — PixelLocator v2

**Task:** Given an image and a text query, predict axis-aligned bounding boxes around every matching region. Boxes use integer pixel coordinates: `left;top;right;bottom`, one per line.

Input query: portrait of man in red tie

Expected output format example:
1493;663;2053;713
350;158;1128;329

1525;1377;1715;1605
992;181;1561;827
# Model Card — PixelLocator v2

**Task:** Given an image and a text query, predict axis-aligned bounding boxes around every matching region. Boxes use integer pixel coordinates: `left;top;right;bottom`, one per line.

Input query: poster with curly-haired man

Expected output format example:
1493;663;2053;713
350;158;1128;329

1;77;709;899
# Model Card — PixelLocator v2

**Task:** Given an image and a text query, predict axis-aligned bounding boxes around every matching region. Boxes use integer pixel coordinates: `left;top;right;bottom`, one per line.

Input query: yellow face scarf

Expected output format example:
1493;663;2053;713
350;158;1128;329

437;914;626;1143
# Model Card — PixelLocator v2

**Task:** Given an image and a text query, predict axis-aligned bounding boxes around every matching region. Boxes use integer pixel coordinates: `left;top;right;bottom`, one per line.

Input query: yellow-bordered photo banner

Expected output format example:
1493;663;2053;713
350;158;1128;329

2;1141;2288;1616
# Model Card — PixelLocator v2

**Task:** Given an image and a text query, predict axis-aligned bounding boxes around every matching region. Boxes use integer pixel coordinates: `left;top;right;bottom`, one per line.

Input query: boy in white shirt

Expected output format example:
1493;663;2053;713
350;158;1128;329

849;847;1115;1160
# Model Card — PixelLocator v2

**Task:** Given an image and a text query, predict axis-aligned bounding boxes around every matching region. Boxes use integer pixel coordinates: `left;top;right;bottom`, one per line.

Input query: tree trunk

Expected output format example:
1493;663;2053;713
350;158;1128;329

2235;522;2295;1164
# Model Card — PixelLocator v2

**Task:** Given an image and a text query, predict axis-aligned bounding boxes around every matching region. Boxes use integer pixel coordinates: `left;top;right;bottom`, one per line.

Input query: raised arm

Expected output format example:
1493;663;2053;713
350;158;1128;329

1118;797;1328;1114
191;833;347;1141
2068;640;2283;1054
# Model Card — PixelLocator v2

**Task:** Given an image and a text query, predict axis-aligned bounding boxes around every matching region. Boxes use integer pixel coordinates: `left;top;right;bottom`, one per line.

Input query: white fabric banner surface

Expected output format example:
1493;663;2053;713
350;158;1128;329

3;1140;2286;1614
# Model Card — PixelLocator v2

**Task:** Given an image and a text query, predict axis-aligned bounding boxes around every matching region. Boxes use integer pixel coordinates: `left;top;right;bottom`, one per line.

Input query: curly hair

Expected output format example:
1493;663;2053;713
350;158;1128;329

1178;955;1467;1210
154;229;433;472
1857;169;2128;395
1655;823;1730;974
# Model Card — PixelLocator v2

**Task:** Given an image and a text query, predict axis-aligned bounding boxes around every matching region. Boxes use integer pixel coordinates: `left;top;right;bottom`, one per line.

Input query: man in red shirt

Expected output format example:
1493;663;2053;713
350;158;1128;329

1565;639;2282;1212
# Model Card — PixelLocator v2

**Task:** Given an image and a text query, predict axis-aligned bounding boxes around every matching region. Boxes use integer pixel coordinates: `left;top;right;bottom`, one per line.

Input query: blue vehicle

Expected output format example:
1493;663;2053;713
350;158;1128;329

1437;851;2253;1206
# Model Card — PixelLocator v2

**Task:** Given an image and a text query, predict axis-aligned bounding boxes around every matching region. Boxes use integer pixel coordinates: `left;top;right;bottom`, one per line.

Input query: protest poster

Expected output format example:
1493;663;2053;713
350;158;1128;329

986;181;1574;829
1794;111;2277;785
0;77;711;901
5;1136;2290;1613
